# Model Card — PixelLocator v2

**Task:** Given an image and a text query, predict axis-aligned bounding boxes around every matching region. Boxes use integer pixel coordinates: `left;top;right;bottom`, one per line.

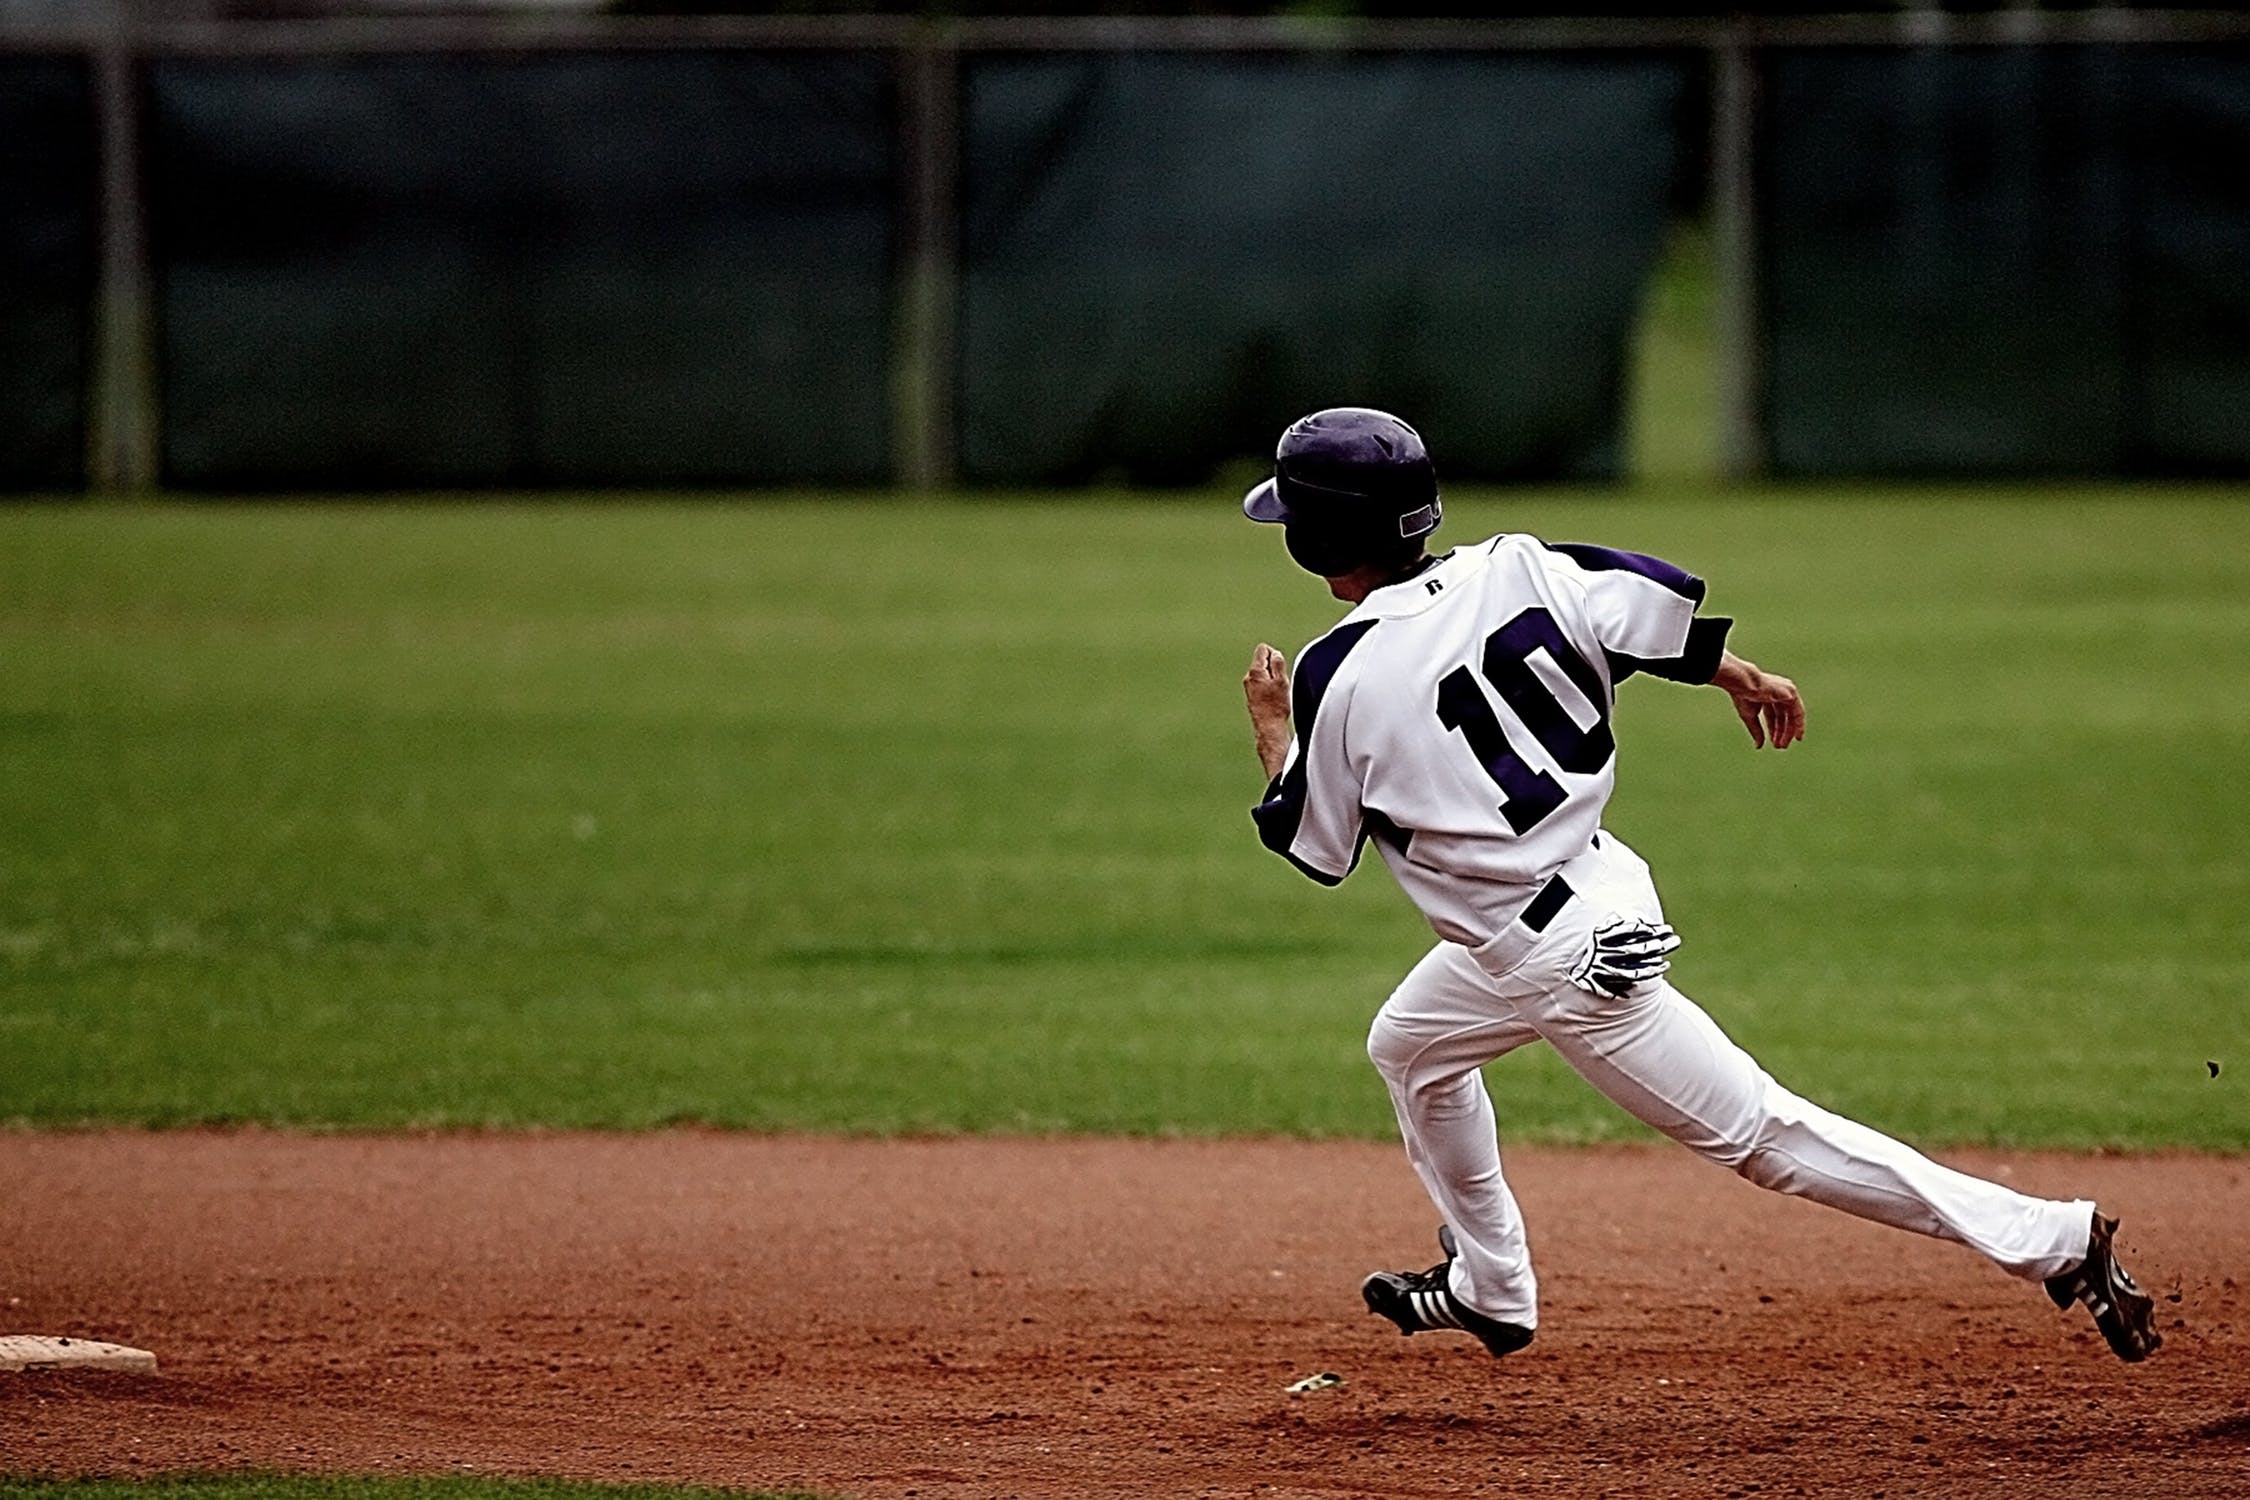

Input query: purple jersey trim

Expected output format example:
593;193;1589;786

1252;618;1379;882
1606;615;1734;686
1544;541;1708;605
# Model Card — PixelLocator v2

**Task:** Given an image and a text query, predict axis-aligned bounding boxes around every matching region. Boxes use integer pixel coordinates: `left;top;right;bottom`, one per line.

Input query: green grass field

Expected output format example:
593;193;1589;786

2;488;2244;1147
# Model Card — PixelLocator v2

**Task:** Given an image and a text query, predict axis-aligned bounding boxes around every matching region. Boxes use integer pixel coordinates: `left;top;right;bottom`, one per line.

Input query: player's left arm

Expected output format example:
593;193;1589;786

1708;648;1806;750
1243;627;1377;885
1244;642;1293;779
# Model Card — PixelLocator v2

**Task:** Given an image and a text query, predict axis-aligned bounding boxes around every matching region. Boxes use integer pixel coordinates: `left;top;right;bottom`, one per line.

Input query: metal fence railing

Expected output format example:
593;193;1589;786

7;7;2250;491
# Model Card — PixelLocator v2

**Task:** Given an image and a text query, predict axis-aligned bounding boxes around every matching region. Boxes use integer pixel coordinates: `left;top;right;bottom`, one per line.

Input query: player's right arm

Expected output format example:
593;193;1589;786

1709;649;1806;749
1536;541;1730;686
1536;540;1802;748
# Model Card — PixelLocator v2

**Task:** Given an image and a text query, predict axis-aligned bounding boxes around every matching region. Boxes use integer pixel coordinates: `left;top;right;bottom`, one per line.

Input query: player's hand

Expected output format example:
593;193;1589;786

1244;643;1293;779
1711;650;1806;750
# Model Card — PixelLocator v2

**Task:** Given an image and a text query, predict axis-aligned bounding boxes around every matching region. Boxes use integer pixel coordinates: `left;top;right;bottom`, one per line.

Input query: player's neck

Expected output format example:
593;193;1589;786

1327;552;1438;604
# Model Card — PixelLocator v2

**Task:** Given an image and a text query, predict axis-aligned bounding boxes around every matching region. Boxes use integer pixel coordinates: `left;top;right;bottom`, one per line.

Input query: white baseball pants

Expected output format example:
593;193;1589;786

1367;831;2093;1328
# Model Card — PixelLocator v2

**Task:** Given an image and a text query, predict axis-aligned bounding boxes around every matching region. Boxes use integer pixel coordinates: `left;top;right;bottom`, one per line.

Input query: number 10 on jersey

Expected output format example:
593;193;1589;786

1434;607;1616;835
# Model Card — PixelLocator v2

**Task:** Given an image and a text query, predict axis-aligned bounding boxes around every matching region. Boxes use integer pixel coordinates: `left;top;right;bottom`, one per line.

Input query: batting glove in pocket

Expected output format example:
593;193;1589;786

1568;918;1683;998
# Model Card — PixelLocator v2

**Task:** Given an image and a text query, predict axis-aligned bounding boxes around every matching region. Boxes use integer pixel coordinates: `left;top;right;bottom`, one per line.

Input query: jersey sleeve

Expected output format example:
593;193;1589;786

1250;619;1378;886
1543;542;1732;684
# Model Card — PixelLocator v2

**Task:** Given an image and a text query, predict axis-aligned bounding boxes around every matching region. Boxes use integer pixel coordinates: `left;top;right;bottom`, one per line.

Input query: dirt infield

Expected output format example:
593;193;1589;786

2;1133;2245;1499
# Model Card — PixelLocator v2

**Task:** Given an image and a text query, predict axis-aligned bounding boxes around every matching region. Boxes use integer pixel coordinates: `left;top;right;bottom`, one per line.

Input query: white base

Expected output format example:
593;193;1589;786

0;1335;158;1374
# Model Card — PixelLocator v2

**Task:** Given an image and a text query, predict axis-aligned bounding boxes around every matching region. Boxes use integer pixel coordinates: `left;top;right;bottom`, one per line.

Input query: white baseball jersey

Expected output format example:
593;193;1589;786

1253;533;1731;948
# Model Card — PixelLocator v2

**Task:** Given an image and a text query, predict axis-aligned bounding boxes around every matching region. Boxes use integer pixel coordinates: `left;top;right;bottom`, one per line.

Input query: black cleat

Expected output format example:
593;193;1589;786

1360;1225;1534;1359
2045;1212;2161;1363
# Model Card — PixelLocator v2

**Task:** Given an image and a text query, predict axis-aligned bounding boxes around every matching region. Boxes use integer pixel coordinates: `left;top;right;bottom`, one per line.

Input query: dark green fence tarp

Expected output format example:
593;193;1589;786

147;52;895;490
2129;49;2250;475
958;52;1688;486
1761;45;2250;478
0;57;94;491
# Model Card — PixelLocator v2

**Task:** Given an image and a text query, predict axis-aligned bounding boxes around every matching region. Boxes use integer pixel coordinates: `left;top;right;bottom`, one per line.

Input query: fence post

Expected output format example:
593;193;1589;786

1711;32;1764;483
88;0;159;493
894;23;960;491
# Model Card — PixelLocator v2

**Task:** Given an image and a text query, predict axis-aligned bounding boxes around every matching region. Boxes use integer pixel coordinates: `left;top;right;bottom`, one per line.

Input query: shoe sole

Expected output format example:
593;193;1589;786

2047;1215;2162;1362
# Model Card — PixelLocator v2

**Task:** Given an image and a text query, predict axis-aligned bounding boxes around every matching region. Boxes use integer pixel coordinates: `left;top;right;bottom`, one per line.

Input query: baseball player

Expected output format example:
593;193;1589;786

1238;407;2160;1363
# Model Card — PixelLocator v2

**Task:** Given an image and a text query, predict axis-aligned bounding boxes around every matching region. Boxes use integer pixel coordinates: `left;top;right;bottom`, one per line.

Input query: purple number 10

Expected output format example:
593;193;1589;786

1434;607;1615;834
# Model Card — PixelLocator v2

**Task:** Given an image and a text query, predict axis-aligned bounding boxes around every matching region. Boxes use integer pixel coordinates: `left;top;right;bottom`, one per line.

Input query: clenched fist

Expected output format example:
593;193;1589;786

1244;642;1293;779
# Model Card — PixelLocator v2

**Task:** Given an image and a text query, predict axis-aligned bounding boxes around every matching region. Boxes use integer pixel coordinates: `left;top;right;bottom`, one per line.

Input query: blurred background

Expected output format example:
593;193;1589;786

6;0;2249;496
5;1;2248;1144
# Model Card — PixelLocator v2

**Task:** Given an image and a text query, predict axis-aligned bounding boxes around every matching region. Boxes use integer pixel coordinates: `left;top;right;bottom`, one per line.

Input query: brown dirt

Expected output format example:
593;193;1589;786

2;1132;2246;1499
